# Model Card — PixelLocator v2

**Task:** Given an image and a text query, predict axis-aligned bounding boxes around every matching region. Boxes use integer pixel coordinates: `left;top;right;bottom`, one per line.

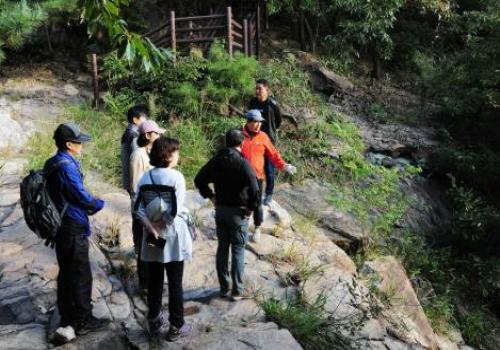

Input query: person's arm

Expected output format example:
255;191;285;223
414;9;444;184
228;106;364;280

134;175;160;238
60;163;104;215
241;159;259;211
129;150;140;197
194;159;215;200
175;172;187;211
271;98;282;129
130;136;139;153
263;134;286;170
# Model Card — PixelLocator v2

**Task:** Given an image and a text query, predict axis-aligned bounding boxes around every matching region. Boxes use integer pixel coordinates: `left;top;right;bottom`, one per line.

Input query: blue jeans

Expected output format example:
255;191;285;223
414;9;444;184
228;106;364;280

215;206;249;294
264;156;275;196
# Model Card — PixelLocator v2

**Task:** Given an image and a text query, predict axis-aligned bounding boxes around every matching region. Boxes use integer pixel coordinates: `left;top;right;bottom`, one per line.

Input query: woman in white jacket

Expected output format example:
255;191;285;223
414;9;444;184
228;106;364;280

129;120;163;290
135;136;193;341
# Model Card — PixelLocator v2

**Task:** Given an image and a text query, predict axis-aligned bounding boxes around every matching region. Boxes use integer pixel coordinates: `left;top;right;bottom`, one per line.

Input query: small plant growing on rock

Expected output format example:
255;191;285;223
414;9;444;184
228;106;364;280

99;215;121;248
117;257;136;288
282;259;324;288
261;292;354;350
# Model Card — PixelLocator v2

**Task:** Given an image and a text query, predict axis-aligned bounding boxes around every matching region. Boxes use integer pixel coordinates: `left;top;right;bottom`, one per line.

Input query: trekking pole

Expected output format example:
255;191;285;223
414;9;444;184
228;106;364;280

91;54;99;109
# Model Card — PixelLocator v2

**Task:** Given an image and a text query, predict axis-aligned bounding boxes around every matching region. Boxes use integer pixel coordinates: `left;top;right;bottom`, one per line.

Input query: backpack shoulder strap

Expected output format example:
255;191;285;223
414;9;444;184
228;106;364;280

149;170;156;185
43;159;71;218
44;159;71;176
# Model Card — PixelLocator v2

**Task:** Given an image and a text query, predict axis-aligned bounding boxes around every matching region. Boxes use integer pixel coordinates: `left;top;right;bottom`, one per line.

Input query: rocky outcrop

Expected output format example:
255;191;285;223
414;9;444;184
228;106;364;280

359;256;464;350
295;51;356;96
276;180;366;250
349;113;438;163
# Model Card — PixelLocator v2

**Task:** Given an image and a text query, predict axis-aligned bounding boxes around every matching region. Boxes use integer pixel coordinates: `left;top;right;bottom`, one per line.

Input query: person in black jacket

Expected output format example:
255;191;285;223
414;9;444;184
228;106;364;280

120;105;148;193
194;129;259;300
248;79;282;206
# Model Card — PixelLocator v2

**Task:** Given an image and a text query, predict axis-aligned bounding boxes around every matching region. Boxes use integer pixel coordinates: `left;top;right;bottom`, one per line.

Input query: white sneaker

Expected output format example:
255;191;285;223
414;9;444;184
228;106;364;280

251;227;261;243
52;325;76;344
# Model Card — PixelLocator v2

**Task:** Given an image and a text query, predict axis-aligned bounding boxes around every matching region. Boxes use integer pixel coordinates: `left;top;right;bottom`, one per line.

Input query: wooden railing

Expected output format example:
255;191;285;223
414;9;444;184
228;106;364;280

146;7;259;58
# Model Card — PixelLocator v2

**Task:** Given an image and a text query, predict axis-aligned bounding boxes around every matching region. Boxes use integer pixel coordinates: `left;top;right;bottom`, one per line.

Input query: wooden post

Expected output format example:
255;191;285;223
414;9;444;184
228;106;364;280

299;9;305;51
256;2;261;58
91;54;99;109
249;21;254;56
264;0;269;31
243;19;249;56
170;11;176;53
227;7;233;58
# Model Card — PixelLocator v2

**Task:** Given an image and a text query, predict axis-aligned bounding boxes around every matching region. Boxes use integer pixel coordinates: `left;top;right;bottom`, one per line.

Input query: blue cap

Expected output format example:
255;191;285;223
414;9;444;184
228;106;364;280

245;109;265;122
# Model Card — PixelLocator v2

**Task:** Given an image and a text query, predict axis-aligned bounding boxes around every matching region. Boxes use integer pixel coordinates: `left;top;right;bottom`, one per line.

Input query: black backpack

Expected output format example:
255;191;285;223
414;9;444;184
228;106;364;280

133;171;177;223
20;160;70;242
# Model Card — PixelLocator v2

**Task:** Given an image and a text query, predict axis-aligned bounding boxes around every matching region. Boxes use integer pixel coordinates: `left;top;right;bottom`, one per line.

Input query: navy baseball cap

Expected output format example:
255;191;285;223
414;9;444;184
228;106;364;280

245;109;265;122
54;122;91;143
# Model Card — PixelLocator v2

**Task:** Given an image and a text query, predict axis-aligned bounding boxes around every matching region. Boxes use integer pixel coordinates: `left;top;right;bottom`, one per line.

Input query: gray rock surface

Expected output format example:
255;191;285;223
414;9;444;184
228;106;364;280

276;180;366;249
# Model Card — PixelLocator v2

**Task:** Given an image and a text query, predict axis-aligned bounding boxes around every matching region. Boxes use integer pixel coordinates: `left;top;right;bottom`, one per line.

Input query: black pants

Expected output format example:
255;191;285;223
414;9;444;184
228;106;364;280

264;156;276;196
148;261;184;328
252;179;264;227
55;220;92;327
132;217;149;288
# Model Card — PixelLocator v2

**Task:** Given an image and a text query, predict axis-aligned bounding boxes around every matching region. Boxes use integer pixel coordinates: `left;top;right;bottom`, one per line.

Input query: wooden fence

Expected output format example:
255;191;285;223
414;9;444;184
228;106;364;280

145;6;260;57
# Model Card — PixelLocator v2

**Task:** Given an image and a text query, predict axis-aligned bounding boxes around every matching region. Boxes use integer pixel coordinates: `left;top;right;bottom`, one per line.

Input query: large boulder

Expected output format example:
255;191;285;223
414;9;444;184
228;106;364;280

0;107;29;152
276;180;366;249
295;51;356;95
361;256;438;349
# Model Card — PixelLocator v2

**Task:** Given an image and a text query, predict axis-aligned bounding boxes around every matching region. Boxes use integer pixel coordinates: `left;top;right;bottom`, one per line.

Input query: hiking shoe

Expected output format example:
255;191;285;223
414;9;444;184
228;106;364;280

263;194;273;206
166;323;192;342
220;290;230;298
75;316;110;335
52;326;76;345
230;291;249;301
148;313;168;337
251;227;261;243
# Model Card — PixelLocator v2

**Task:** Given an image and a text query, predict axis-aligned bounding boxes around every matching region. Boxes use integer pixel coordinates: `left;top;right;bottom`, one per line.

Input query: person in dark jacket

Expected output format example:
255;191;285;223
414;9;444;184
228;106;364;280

121;105;148;193
248;79;282;205
45;123;109;339
194;129;259;300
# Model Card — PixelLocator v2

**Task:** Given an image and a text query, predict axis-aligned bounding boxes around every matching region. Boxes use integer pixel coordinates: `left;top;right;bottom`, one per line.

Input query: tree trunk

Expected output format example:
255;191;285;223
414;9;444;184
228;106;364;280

369;44;382;81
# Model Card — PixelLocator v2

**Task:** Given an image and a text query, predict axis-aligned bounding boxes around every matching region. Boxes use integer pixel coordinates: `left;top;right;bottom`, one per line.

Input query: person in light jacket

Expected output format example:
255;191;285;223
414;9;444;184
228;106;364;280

129;120;164;290
135;136;193;341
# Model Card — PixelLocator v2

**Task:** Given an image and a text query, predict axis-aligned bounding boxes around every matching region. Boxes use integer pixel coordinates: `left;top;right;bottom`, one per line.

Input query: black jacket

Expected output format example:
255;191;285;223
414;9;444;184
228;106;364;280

248;97;282;144
194;147;259;210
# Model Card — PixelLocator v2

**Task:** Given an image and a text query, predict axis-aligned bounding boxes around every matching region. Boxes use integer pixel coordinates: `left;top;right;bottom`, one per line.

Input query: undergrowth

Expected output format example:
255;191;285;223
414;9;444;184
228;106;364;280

262;294;354;350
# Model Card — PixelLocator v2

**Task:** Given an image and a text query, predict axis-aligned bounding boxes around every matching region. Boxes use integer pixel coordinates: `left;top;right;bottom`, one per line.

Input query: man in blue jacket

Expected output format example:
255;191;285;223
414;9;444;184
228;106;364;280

45;122;109;337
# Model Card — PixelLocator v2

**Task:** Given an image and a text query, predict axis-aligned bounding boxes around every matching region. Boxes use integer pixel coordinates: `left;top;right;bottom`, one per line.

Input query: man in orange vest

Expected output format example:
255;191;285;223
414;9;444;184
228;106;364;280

241;109;297;242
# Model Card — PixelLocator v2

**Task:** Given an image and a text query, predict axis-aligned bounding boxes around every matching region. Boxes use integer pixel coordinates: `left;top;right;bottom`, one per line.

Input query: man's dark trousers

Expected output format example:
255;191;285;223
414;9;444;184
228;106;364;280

252;180;264;227
132;217;149;288
215;206;249;294
55;220;92;327
264;157;275;196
